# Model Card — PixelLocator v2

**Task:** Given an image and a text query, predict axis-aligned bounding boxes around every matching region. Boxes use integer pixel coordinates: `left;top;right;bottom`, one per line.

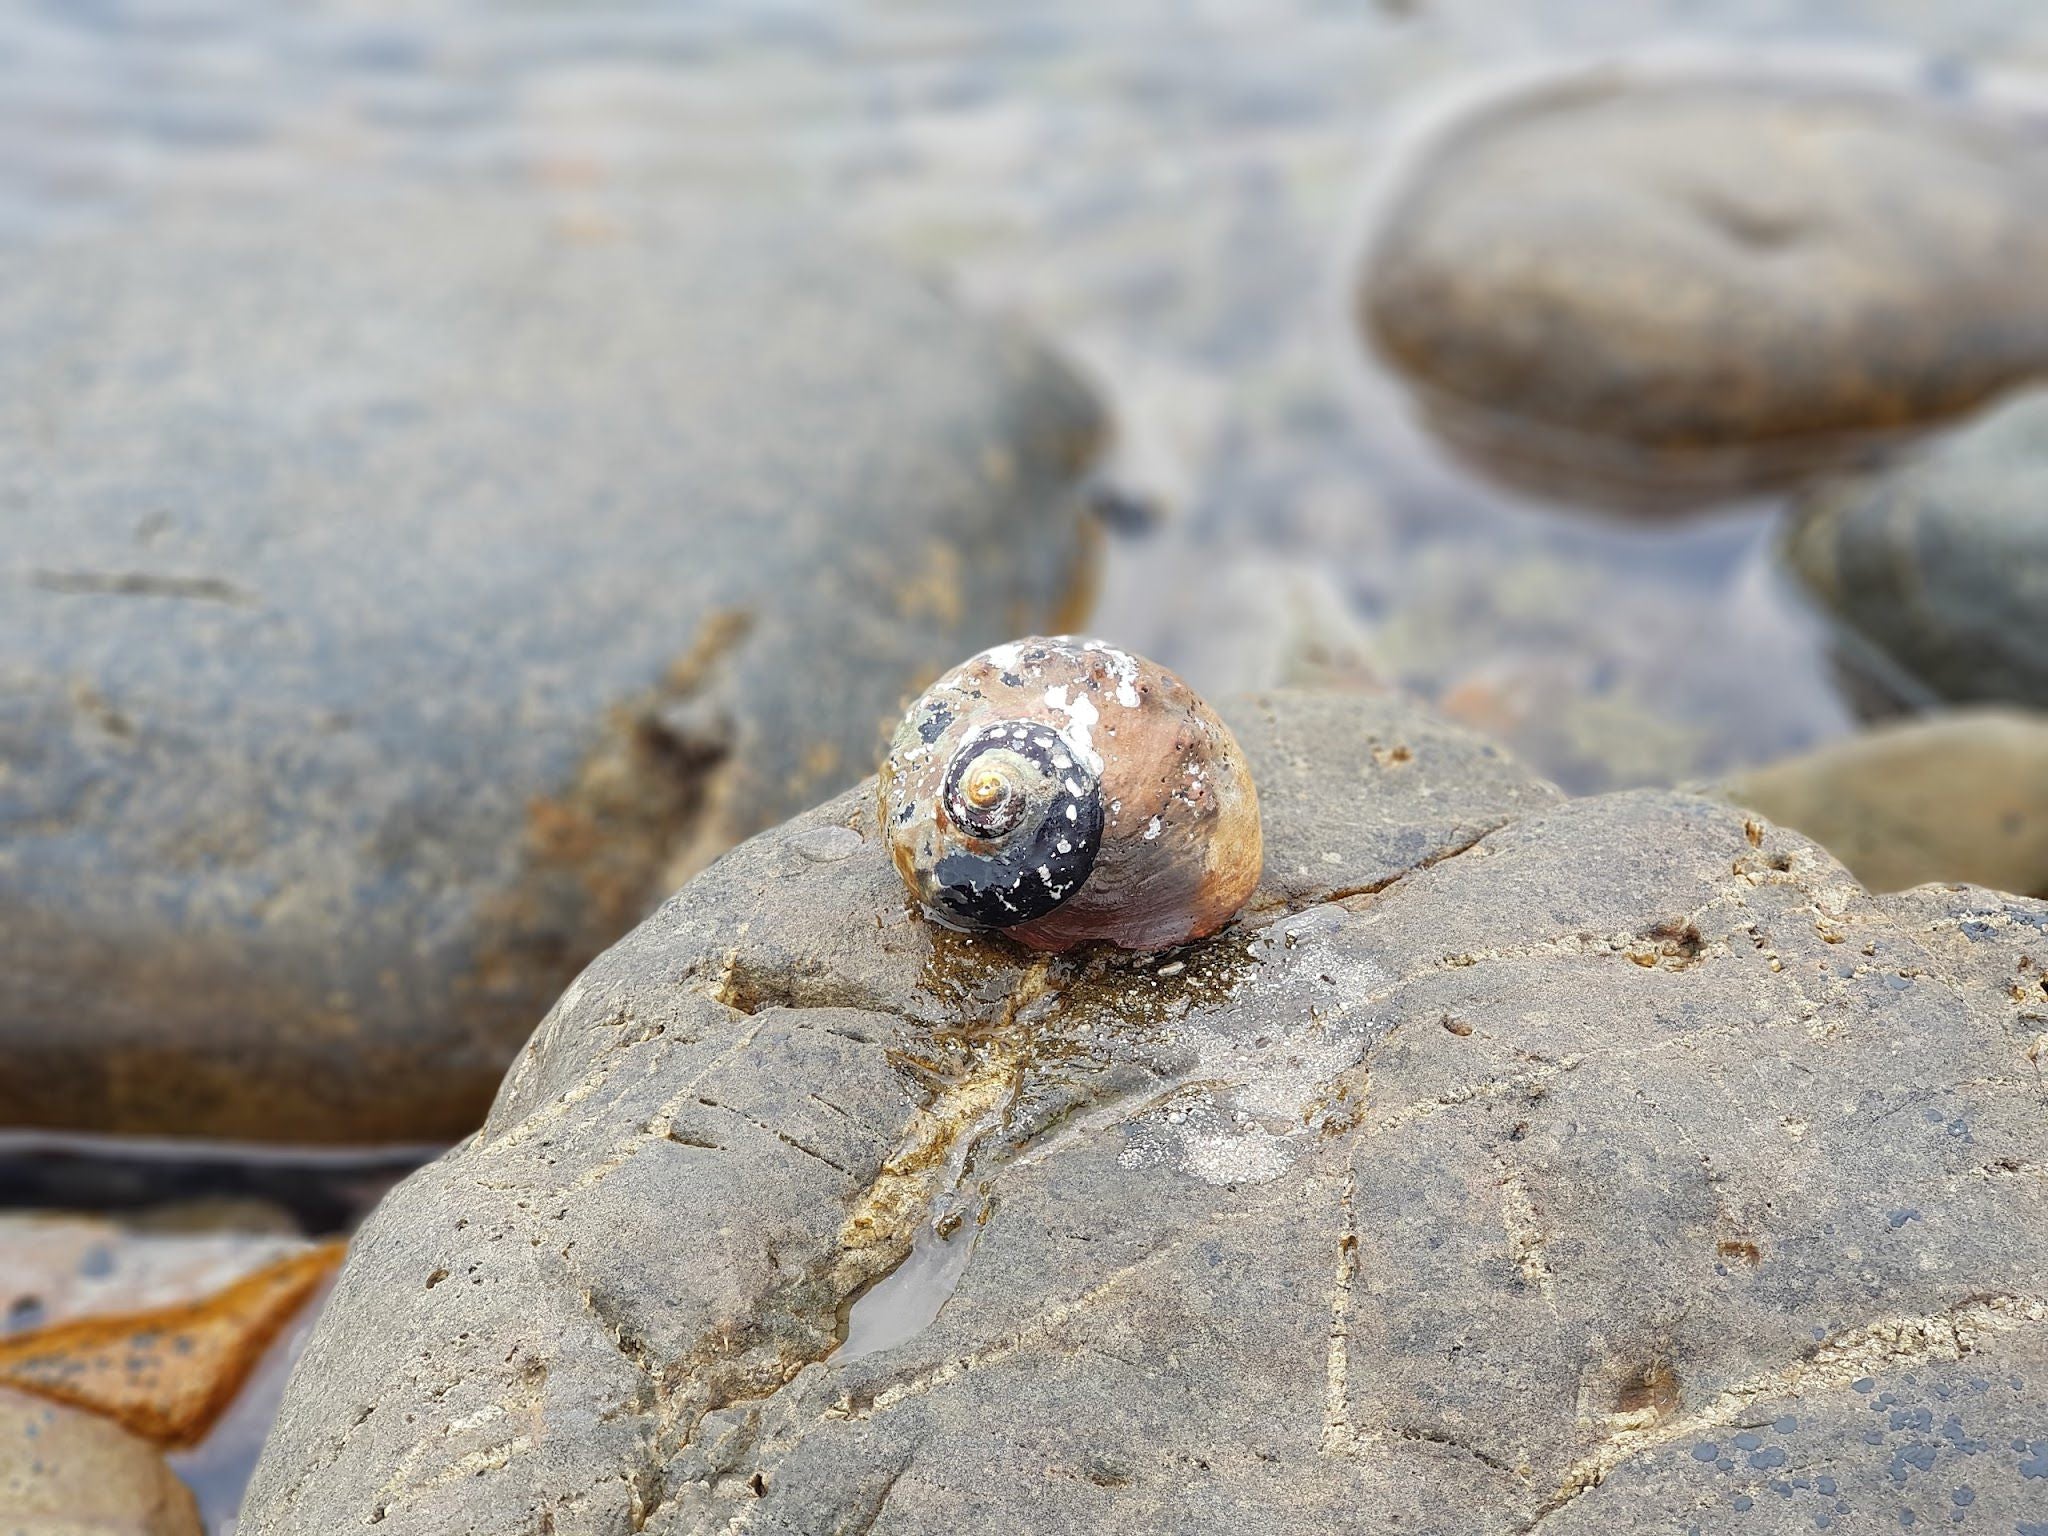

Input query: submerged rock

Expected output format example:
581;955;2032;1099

1725;710;2048;899
243;692;2048;1535
0;1243;341;1448
1360;66;2048;509
167;1267;331;1536
1783;389;2048;712
0;1388;201;1536
0;1207;309;1335
0;1205;338;1528
0;197;1102;1144
1378;538;1855;794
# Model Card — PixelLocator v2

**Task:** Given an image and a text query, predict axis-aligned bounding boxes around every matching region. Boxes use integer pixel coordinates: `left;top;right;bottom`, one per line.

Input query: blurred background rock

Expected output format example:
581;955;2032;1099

2;0;2047;1528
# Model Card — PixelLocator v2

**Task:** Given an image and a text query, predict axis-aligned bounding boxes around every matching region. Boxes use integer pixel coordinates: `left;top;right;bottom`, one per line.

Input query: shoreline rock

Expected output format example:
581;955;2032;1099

0;197;1104;1144
244;692;2048;1533
1360;65;2048;509
1783;389;2048;713
1724;709;2048;898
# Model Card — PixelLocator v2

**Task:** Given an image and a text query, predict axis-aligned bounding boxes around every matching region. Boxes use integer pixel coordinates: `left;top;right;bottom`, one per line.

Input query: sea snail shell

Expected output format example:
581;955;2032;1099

879;637;1262;952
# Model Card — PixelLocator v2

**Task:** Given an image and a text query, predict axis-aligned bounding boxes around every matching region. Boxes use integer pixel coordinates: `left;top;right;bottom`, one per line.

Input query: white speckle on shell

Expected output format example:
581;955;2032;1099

1144;816;1163;840
1042;684;1103;772
1083;638;1144;709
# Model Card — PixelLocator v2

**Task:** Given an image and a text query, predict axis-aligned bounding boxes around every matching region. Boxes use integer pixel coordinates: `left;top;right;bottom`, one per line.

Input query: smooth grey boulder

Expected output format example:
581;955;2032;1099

242;692;2048;1534
1361;66;2048;508
1784;389;2048;714
0;198;1102;1143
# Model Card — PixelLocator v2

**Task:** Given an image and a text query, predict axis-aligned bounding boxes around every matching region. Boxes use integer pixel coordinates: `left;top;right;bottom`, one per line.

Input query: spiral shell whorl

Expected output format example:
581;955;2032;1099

880;636;1262;952
928;720;1104;927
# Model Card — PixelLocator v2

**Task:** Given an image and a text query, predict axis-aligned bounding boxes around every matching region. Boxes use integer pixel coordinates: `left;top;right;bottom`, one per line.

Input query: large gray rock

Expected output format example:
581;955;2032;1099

242;692;2048;1534
0;198;1102;1143
1360;66;2048;508
1784;389;2048;713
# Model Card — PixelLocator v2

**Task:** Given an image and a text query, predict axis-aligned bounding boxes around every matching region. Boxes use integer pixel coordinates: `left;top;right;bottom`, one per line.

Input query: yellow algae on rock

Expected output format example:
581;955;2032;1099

0;1243;342;1447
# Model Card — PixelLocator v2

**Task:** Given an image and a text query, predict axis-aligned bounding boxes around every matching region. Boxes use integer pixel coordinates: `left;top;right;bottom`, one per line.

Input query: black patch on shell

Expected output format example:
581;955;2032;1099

916;702;954;744
931;722;1102;928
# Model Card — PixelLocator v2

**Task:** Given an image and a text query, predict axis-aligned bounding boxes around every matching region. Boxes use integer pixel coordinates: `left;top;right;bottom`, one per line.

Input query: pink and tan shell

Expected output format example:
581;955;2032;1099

878;637;1262;952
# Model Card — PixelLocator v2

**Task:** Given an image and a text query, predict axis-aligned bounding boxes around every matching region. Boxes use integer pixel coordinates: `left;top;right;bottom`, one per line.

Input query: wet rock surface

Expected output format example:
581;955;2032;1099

243;692;2048;1534
0;197;1102;1144
1725;709;2048;899
1361;67;2048;506
1784;390;2048;713
1233;691;1560;909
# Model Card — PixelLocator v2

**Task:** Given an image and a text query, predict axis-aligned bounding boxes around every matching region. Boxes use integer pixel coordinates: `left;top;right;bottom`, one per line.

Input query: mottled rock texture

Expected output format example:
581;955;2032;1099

1361;66;2048;507
1785;390;2048;713
244;692;2048;1534
1726;710;2048;900
0;198;1102;1143
0;1388;201;1536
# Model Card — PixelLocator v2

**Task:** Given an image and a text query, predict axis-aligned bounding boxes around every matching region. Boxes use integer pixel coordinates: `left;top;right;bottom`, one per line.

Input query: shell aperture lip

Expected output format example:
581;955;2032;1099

931;720;1103;928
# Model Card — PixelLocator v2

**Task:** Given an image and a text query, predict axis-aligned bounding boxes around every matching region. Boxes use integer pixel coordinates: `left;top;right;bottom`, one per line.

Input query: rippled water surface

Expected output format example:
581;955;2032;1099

13;1;2048;792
